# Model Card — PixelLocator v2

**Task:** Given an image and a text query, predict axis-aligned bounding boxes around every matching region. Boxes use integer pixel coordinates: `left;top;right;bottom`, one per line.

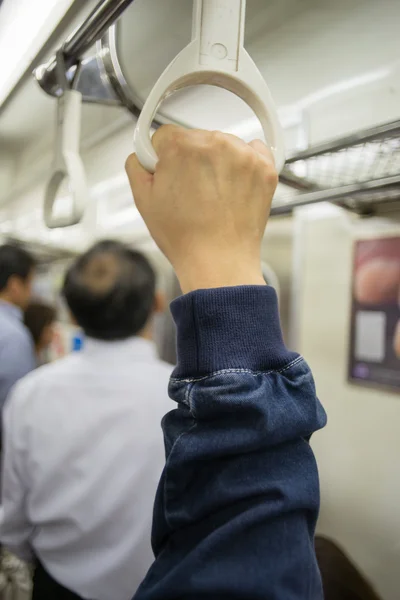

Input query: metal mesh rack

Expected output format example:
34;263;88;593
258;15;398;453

273;119;400;216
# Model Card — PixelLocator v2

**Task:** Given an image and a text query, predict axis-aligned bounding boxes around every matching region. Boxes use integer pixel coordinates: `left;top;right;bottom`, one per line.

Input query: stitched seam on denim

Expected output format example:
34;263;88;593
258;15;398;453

170;356;304;384
163;423;197;531
183;381;194;408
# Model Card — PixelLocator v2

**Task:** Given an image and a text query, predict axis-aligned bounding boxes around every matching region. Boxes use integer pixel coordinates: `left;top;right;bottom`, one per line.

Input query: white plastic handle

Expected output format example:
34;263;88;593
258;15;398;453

44;90;87;228
134;0;285;173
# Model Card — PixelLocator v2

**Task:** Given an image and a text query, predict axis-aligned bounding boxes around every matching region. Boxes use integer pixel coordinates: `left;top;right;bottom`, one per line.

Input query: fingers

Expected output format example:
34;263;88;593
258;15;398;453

248;139;276;166
130;126;277;188
150;126;276;171
213;131;247;148
125;153;153;211
152;124;186;158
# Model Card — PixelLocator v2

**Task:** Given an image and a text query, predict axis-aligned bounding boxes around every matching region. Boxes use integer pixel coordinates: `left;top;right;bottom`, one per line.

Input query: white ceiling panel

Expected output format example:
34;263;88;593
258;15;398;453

0;0;79;106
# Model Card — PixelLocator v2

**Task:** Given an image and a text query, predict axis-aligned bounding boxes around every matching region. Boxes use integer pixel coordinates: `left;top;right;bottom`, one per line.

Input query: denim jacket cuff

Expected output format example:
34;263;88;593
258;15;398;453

170;285;298;378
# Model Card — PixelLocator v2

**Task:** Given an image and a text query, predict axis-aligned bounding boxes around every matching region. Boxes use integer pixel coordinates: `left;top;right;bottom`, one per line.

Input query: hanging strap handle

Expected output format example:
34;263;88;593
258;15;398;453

44;50;87;228
134;0;285;173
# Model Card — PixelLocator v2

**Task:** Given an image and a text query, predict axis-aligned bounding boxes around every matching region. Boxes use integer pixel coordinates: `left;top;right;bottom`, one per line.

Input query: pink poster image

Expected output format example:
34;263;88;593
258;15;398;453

348;237;400;392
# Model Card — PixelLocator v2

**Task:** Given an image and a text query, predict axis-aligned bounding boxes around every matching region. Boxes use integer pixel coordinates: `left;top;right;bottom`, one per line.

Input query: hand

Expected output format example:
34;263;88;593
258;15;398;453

125;125;278;293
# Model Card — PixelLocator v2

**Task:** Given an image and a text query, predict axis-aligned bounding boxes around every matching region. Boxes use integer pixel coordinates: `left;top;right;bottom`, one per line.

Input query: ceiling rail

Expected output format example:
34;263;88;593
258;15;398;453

34;0;135;97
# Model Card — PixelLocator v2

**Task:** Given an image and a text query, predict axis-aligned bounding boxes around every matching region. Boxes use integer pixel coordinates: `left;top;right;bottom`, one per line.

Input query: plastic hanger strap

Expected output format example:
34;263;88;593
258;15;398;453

134;0;285;173
44;49;87;228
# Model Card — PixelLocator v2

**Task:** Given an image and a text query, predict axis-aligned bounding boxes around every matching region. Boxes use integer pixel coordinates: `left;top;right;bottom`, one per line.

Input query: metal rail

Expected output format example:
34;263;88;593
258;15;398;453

271;174;400;215
35;0;135;96
284;118;400;164
277;117;400;215
31;2;400;219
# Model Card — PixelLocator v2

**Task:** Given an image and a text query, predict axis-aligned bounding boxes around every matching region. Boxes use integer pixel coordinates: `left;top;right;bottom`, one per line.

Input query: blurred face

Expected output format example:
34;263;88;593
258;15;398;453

9;271;34;310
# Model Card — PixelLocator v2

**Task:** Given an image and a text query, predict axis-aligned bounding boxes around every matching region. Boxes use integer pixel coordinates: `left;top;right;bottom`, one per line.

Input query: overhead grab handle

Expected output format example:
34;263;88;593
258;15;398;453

44;50;88;228
134;0;285;174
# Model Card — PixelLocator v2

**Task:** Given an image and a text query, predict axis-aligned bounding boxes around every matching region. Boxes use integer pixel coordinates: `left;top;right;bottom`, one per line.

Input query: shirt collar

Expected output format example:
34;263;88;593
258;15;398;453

83;336;158;360
0;300;23;321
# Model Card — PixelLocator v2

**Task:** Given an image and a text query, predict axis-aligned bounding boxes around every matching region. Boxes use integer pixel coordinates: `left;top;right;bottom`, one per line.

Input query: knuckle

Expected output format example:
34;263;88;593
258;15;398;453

183;130;215;157
234;144;258;170
265;165;279;187
196;131;230;157
153;125;186;156
154;124;179;141
209;130;228;147
172;131;190;151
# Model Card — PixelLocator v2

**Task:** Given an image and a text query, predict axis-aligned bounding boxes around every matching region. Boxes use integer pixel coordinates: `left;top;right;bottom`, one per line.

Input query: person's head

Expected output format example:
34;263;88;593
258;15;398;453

62;240;160;341
24;301;56;354
0;243;36;309
315;536;382;600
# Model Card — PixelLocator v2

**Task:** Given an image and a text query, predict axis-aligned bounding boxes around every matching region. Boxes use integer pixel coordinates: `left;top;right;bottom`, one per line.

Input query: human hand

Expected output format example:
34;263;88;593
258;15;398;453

125;126;278;293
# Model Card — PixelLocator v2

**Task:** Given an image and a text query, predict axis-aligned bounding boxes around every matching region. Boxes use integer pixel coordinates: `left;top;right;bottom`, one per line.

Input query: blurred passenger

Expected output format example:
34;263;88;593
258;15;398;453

1;241;171;600
0;243;36;414
24;301;56;363
315;535;383;600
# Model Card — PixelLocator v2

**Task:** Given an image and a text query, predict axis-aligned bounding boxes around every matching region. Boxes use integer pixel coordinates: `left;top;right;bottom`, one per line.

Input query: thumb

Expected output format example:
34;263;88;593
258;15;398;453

125;153;153;213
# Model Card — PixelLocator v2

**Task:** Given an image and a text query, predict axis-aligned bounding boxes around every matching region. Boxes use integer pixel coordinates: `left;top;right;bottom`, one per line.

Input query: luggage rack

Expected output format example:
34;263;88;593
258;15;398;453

273;119;400;216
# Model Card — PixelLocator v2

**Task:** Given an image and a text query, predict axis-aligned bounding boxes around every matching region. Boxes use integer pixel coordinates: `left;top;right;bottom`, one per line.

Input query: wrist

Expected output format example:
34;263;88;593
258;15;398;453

175;258;266;294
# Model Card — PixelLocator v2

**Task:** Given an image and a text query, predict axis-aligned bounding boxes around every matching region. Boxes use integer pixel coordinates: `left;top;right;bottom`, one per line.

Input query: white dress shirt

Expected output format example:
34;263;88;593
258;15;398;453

1;337;172;600
0;300;36;411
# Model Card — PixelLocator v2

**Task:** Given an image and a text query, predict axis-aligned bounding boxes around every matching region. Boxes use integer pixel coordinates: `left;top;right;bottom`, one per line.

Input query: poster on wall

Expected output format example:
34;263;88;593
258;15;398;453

348;237;400;392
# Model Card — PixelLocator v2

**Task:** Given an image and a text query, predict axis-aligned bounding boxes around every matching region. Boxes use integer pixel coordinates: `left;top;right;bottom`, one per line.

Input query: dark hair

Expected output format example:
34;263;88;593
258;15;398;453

0;243;36;292
62;240;156;340
315;536;382;600
24;302;56;347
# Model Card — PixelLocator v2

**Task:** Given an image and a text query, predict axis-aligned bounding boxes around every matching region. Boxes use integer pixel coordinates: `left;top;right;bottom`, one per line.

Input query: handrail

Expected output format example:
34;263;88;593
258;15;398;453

43;50;88;228
271;174;400;215
134;0;285;173
285;119;400;163
34;0;135;97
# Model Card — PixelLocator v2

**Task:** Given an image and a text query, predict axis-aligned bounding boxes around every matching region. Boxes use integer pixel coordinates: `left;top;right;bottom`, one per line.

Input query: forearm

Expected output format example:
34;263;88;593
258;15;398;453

135;285;326;600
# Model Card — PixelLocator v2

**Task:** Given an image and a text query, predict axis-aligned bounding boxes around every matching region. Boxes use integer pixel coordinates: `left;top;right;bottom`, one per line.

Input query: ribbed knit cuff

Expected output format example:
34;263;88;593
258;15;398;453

170;286;298;378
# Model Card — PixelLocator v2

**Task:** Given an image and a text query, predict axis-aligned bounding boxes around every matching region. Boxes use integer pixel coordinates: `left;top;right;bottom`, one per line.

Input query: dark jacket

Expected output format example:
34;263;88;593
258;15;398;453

135;285;327;600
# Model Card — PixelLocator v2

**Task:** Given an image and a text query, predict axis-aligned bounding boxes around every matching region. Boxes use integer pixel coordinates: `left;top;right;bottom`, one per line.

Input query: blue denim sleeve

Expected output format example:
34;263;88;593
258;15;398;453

134;286;327;600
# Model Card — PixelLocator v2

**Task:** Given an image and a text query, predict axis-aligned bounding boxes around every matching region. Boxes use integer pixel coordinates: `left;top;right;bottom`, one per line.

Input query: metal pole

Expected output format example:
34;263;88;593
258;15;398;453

34;0;135;96
284;119;400;164
271;174;400;215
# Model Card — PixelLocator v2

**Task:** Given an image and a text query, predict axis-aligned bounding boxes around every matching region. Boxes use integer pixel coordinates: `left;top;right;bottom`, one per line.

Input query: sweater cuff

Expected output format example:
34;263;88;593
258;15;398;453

170;286;298;378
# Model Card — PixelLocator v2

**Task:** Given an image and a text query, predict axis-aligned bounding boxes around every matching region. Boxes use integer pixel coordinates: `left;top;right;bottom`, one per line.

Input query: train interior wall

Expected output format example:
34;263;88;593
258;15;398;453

296;208;400;600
